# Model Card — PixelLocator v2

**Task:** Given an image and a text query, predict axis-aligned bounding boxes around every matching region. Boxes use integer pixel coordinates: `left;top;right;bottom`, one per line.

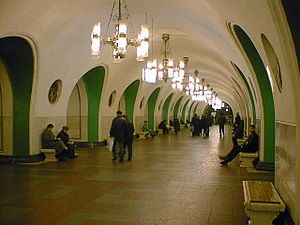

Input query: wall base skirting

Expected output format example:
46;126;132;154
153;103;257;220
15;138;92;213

0;153;45;164
255;160;275;171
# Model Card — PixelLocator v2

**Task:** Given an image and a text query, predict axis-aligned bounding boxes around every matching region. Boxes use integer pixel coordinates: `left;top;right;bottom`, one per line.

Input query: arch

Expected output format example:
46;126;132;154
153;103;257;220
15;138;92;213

261;34;282;92
67;80;88;140
193;102;200;115
123;80;140;122
0;37;34;156
234;25;275;163
162;93;174;123
231;62;256;124
173;96;183;118
181;99;190;122
188;101;196;121
147;87;161;130
82;66;105;142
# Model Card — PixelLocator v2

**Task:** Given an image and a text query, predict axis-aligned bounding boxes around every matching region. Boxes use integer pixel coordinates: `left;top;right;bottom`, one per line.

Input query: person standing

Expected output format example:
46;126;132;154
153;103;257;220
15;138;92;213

41;124;67;161
123;115;135;161
57;126;77;158
235;113;241;124
218;112;226;136
173;115;180;135
110;111;127;162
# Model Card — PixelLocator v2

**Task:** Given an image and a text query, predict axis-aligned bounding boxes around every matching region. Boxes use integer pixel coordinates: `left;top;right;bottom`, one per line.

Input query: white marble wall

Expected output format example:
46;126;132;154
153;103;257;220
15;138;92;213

100;115;114;140
275;121;296;221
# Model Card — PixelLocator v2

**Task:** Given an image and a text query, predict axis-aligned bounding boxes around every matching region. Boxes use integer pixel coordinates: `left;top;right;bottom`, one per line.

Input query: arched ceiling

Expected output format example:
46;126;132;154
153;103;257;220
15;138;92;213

0;0;291;116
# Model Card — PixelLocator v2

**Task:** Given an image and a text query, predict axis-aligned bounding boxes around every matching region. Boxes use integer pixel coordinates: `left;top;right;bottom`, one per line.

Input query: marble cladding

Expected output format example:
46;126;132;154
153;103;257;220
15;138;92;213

135;116;145;132
100;115;114;140
275;122;296;222
0;116;13;155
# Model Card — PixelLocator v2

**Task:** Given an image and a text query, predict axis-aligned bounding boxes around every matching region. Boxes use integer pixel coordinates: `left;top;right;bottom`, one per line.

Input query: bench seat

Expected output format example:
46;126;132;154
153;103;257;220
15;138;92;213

136;132;149;139
243;181;285;225
237;138;247;145
239;152;258;168
40;148;57;161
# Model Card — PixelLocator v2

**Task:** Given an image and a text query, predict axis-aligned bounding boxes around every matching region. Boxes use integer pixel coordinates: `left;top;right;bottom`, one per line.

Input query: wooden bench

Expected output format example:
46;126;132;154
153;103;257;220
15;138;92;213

136;132;149;139
239;152;259;167
237;138;247;145
242;181;285;225
40;149;57;161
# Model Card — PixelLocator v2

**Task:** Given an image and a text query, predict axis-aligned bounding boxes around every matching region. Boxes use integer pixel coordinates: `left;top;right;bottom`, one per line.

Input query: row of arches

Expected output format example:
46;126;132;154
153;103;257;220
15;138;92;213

0;24;294;170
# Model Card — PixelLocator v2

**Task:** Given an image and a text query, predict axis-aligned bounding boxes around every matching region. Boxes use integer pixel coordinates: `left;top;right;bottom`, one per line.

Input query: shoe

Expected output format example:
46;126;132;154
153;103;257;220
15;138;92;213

112;157;117;161
55;154;66;161
119;158;124;163
218;156;226;160
220;161;228;166
128;158;132;161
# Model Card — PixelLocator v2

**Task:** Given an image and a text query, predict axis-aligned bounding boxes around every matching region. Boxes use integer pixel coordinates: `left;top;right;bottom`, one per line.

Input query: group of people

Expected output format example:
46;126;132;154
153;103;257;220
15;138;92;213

219;113;259;166
41;124;77;161
157;116;181;135
191;114;212;137
109;111;135;162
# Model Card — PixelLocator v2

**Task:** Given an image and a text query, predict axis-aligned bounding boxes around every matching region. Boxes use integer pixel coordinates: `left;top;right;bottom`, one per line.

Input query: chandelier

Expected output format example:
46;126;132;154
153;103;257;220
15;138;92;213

91;0;149;63
157;34;176;82
142;33;182;83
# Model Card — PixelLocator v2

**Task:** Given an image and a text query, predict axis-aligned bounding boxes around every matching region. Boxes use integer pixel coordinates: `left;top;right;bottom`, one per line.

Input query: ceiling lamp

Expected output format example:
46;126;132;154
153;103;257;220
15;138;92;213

91;0;149;63
142;19;158;84
157;34;176;82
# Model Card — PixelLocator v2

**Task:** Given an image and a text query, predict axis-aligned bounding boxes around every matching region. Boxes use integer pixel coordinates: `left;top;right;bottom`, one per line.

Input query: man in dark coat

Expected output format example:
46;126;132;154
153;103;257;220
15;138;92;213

218;113;226;136
220;125;259;166
158;120;168;134
41;124;67;161
57;126;77;158
110;111;128;162
173;115;180;134
235;113;241;124
123;115;135;161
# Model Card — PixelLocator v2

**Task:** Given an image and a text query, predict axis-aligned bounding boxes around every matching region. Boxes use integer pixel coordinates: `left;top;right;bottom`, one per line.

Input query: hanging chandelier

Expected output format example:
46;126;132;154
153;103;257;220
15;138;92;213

91;0;149;63
157;34;176;82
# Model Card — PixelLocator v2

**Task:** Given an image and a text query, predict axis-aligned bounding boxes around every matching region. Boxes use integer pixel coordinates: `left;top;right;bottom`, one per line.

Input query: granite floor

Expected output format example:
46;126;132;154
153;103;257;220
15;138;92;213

0;125;274;225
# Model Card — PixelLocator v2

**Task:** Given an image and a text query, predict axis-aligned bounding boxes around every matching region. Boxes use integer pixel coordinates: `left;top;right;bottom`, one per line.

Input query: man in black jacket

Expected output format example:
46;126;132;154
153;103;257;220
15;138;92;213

110;111;127;162
220;125;259;166
123;115;135;161
57;126;77;158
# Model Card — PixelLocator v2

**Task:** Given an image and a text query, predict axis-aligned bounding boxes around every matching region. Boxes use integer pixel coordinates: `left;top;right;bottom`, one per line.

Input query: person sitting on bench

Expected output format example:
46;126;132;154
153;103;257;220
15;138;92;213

220;125;258;166
41;124;68;161
142;121;156;137
57;126;77;158
158;120;169;134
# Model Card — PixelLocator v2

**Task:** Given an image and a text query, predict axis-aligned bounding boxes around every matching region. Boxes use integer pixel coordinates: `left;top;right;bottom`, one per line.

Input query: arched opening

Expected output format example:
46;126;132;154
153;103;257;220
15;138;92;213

173;96;183;119
234;25;275;163
261;34;282;92
146;87;160;130
181;99;190;123
188;101;196;122
121;80;140;122
118;93;126;113
67;80;88;141
82;66;105;142
162;93;174;125
0;37;34;156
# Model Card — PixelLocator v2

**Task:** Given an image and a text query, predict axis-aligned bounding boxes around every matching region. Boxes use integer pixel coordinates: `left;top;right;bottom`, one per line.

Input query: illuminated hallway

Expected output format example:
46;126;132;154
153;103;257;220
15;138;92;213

1;0;300;224
0;126;273;225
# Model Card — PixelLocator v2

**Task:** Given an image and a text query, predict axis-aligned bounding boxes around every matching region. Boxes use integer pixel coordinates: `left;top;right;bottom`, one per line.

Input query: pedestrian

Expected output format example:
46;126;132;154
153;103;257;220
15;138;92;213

109;111;127;162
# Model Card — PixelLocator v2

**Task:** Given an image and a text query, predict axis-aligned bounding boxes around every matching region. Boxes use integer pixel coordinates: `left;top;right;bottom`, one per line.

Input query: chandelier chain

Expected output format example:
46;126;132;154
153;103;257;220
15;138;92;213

105;0;117;37
123;0;135;38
